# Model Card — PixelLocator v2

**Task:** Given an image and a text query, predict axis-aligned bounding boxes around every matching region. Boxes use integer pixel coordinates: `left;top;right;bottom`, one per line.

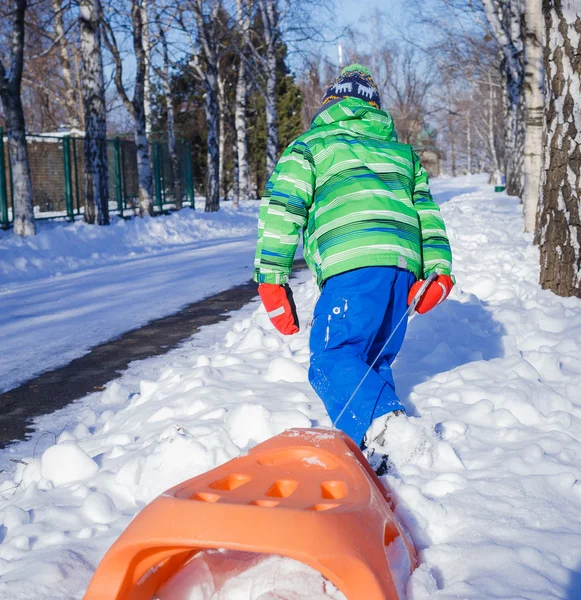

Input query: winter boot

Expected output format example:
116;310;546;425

360;410;405;476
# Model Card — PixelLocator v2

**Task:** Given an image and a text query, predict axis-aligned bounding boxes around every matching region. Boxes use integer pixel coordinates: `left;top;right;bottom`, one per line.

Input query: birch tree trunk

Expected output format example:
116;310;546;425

204;62;220;212
538;0;581;297
52;0;80;128
131;1;153;216
234;0;249;208
487;72;503;182
158;19;182;210
522;0;545;233
466;101;473;174
259;0;279;179
79;0;109;225
0;0;36;236
218;74;226;201
141;0;153;138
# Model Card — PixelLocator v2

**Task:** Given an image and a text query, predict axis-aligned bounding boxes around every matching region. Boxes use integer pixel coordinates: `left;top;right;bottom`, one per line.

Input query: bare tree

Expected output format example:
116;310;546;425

102;0;154;216
178;0;222;212
481;0;525;196
538;0;581;297
257;0;278;178
154;10;183;209
0;0;36;236
385;46;433;145
79;0;109;224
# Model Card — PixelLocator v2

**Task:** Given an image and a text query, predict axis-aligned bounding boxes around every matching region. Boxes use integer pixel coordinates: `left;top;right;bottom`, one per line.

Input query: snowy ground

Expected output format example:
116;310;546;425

1;175;581;599
0;203;260;393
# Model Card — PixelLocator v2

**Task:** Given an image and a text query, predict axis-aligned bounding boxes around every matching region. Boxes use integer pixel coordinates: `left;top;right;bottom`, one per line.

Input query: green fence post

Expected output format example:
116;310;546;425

72;138;81;215
184;142;194;209
120;143;127;211
0;128;9;229
113;138;124;218
160;144;166;207
153;142;162;211
62;136;74;221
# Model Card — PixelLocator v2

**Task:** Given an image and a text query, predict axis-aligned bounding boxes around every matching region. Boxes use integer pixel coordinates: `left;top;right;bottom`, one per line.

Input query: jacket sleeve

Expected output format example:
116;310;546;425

412;151;453;278
253;140;315;284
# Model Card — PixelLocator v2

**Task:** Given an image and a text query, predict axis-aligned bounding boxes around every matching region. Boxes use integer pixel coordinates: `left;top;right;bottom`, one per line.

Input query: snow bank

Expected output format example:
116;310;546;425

0;203;259;285
0;175;580;599
0;203;261;392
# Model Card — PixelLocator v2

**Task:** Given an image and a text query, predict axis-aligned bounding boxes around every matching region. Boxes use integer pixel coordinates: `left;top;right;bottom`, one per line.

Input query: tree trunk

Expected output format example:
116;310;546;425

466;102;473;174
259;0;279;179
204;63;220;212
218;74;226;201
234;0;249;207
159;21;182;210
2;94;36;236
142;0;153;138
52;0;80;128
538;0;581;297
131;0;153;216
234;58;248;206
504;70;526;196
79;0;109;225
487;72;503;183
522;0;545;233
0;0;36;236
134;107;153;216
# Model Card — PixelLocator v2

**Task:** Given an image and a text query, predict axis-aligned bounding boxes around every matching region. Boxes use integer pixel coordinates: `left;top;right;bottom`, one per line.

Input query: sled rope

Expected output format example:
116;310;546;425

332;272;438;429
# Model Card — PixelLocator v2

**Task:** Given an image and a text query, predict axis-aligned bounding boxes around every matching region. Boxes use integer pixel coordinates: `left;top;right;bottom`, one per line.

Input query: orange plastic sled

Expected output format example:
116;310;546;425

84;428;418;600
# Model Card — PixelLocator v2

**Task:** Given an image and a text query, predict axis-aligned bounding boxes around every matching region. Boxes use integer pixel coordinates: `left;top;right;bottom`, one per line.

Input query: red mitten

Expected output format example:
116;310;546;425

258;283;300;335
408;274;454;314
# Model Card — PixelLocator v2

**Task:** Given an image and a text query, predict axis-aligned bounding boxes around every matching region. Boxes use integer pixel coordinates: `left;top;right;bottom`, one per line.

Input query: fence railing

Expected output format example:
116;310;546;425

0;128;195;229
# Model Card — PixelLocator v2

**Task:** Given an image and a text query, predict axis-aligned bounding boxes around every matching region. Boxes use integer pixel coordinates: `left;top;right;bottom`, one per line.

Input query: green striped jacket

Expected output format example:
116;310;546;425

253;97;452;287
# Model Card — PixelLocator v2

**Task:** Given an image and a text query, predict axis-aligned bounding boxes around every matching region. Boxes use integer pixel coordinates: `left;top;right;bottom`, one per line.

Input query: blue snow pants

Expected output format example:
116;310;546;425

308;266;415;445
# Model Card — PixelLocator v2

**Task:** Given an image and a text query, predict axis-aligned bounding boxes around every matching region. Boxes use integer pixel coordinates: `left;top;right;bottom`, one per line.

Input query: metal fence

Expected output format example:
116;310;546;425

0;128;195;229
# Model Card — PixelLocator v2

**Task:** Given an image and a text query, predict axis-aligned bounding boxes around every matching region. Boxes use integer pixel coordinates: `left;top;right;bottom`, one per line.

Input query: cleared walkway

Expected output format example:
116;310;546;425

0;260;306;448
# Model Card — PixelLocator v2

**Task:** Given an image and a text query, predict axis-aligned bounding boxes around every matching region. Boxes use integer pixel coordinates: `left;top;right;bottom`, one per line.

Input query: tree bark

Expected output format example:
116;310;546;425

51;0;80;129
141;0;153;138
538;0;581;297
130;1;153;216
204;62;220;212
467;103;473;174
259;0;279;179
79;0;109;225
218;73;226;201
158;18;182;210
234;0;249;207
0;0;36;236
487;71;503;183
522;0;545;233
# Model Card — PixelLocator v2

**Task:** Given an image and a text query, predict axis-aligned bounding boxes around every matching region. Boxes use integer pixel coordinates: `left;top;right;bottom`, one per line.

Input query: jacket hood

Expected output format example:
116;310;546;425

310;97;398;143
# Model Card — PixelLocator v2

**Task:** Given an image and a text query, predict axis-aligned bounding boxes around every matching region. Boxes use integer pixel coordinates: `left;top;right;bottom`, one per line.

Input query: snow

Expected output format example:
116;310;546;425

1;175;581;599
0;203;260;392
154;551;346;600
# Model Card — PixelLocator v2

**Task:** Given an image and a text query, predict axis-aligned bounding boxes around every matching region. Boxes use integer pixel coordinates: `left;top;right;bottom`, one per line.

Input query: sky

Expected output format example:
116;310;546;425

314;0;421;70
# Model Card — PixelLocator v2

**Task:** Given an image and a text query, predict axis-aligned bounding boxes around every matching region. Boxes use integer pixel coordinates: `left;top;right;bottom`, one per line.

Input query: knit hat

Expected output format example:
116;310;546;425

321;64;381;109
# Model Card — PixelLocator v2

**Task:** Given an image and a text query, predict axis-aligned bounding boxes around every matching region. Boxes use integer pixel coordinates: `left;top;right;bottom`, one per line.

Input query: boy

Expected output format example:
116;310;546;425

253;65;453;470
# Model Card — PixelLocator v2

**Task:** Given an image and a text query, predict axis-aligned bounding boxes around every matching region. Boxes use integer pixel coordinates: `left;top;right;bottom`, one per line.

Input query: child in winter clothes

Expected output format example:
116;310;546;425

253;64;454;456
